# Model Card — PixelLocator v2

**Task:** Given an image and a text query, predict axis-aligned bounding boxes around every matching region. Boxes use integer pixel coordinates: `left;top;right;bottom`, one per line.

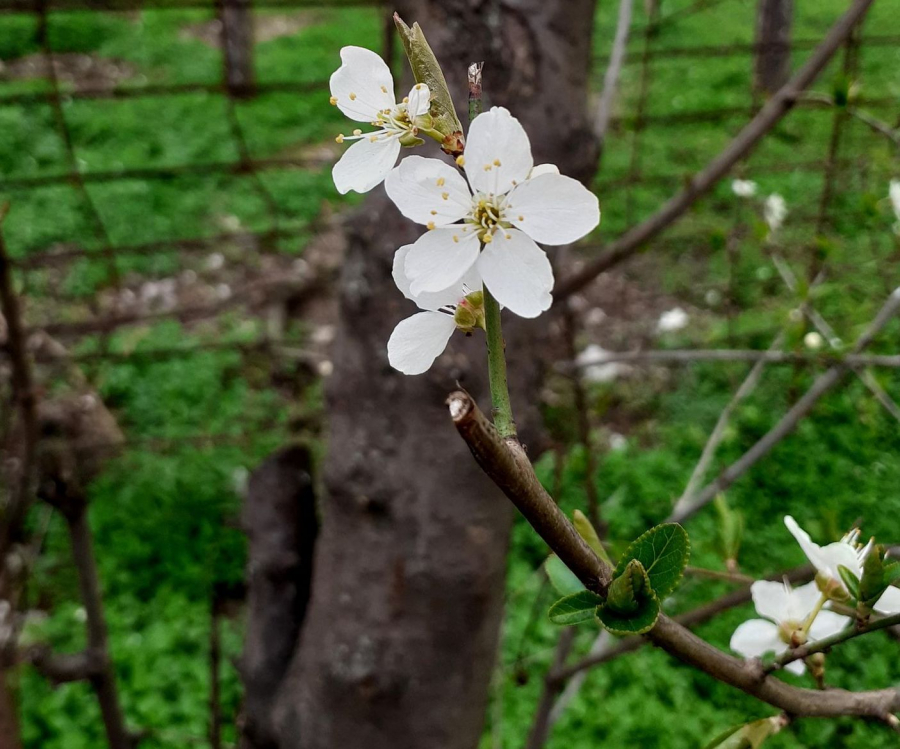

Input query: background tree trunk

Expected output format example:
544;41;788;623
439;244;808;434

754;0;793;94
271;2;599;747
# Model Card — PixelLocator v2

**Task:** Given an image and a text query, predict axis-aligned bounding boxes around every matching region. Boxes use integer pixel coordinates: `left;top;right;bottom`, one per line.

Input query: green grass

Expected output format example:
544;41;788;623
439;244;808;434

2;1;900;747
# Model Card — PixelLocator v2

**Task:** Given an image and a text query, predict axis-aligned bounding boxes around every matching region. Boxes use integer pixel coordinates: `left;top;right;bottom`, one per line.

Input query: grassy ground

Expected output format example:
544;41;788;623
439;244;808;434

1;1;899;747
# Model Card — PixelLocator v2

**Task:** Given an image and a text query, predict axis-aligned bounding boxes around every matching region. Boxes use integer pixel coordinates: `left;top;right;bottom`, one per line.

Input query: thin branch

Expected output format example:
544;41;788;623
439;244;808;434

594;0;634;145
524;628;576;749
568;349;900;368
669;287;900;523
768;611;900;673
449;391;900;721
555;0;876;299
24;647;105;685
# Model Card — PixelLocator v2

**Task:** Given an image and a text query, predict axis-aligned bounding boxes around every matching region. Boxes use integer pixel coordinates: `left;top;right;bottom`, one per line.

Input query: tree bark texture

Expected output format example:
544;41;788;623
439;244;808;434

270;2;599;748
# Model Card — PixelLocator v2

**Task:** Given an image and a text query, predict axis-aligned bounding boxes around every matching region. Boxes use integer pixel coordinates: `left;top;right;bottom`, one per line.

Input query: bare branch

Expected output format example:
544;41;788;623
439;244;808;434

594;0;634;145
555;0;876;299
568;349;900;368
449;391;900;720
24;646;105;685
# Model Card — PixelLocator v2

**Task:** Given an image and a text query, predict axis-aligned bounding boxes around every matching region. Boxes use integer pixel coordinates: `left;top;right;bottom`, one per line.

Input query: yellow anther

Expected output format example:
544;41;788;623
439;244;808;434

483;164;492;171
349;92;357;100
504;233;512;240
453;235;460;243
427;221;436;230
430;210;438;216
403;96;410;103
493;159;501;166
329;96;338;106
517;215;524;221
335;134;345;143
512;179;518;186
482;232;494;244
436;177;445;186
415;83;424;89
456;156;466;167
353;129;362;136
441;192;449;200
380;85;388;93
369;135;378;142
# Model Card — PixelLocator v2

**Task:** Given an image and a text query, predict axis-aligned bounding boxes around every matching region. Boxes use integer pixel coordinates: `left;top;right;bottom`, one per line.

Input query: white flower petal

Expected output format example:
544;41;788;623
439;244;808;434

406;82;431;117
405;228;481;295
332;136;401;194
818;541;864;581
464;107;533;196
477;229;553;318
785;516;828;572
392;244;480;311
730;619;784;660
330;46;395;122
750;581;794;624
385;156;471;226
529;163;560;179
785;581;824;622
809;610;850;641
785;659;807;676
387;311;457;375
506;173;600;245
874;585;900;615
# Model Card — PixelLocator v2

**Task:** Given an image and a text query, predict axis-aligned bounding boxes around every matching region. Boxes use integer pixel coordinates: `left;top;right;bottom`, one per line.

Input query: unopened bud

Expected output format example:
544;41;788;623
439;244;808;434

816;571;850;602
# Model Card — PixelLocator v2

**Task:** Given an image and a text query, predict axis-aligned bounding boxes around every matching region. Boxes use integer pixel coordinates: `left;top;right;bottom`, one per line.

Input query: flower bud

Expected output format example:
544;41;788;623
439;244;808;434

453;291;485;334
816;571;850;602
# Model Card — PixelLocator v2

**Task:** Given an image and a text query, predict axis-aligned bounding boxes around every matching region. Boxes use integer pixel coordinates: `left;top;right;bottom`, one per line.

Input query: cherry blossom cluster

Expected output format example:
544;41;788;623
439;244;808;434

329;46;601;374
730;516;899;673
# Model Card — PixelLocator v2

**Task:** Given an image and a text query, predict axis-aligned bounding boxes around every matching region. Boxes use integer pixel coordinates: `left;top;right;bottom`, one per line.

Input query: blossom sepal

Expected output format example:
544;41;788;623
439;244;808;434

393;13;465;156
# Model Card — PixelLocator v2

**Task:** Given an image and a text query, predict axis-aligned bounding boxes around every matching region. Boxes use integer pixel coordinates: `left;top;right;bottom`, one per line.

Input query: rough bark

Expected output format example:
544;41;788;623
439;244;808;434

240;446;318;749
755;0;793;94
271;2;599;748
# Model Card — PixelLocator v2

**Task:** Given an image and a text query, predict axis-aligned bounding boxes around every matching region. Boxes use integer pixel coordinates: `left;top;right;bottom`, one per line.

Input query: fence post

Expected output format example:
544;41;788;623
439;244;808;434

754;0;793;94
219;0;255;97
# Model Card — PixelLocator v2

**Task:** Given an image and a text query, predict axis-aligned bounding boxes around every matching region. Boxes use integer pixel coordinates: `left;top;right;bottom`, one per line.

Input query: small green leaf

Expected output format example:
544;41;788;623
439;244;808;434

614;523;690;600
838;565;860;601
714;493;743;564
393;15;464;156
883;561;900;586
548;590;603;625
704;717;784;749
596;587;660;635
573;509;613;566
858;544;887;605
544;555;585;596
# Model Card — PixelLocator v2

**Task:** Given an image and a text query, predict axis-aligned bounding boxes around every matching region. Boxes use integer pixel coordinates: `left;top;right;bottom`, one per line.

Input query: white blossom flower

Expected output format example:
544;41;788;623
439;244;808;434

387;244;484;375
764;193;787;235
657;307;689;333
329;46;433;194
575;344;629;383
803;331;823;350
384;107;600;318
785;516;900;614
889;179;900;234
731;179;757;198
730;580;850;675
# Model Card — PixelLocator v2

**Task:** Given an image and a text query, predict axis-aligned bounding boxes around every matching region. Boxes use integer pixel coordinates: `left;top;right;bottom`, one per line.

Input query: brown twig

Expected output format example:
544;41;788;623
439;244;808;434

449;391;900;721
555;0;877;299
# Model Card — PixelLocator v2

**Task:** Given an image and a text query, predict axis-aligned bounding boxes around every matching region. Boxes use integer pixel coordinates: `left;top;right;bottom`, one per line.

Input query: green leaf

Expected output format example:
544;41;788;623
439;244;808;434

884;561;900;586
573;509;613;566
858;544;887;605
393;14;464;156
544;555;585;596
704;717;784;749
548;590;604;625
714;493;743;564
596;586;660;635
614;523;690;600
838;565;860;601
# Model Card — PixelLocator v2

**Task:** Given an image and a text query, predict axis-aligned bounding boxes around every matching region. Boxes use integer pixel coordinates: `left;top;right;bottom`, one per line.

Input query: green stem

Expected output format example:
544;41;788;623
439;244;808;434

800;593;828;636
483;288;516;439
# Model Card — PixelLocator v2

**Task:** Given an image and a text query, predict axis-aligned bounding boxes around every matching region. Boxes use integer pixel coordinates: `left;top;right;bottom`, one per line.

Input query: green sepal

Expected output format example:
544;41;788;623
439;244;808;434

883;561;900;586
548;590;604;626
573;509;613;567
393;14;464;156
837;565;860;601
614;523;690;601
544;555;584;597
858;544;888;606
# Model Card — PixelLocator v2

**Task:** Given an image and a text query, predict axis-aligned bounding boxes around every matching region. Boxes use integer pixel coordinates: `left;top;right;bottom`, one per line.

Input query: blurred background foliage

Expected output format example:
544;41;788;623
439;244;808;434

1;0;899;747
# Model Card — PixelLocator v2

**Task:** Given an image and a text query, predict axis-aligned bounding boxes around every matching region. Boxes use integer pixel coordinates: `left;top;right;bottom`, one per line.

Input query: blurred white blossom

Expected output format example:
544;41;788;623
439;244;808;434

575;344;629;383
764;194;787;235
657;307;689;333
731;179;757;198
803;332;823;350
889;179;900;234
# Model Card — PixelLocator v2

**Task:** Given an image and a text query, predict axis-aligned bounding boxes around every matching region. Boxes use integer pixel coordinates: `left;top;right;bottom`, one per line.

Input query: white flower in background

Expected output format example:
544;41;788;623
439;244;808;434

785;516;900;614
385;107;600;318
730;580;850;675
657;307;689;333
731;179;757;198
388;245;484;375
889;179;900;234
764;193;787;235
329;46;433;194
803;331;823;350
575;344;629;383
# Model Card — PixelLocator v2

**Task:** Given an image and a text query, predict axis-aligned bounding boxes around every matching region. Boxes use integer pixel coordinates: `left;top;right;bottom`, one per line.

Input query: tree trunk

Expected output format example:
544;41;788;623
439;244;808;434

754;0;793;94
272;2;599;747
